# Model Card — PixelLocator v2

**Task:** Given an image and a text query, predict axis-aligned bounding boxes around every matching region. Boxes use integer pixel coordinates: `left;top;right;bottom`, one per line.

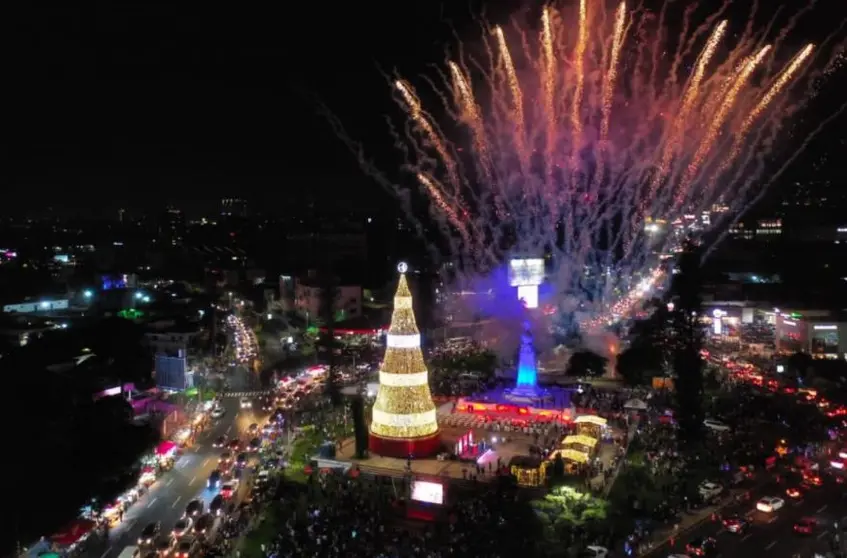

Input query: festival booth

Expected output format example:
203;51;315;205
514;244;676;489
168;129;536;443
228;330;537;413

450;429;491;460
156;440;178;469
548;448;591;473
575;414;607;439
562;434;599;456
510;455;549;487
50;519;97;553
139;465;157;486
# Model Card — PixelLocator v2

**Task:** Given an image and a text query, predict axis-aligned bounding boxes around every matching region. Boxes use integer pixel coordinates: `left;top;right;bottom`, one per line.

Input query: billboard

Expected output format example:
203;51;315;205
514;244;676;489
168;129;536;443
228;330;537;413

508;258;545;287
155;355;189;390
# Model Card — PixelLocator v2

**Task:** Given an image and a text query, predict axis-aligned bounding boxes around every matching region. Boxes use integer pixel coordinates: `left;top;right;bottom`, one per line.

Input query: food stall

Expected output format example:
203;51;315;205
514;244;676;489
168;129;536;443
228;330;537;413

574;414;607;439
156;440;178;469
50;519;97;553
510;456;549;487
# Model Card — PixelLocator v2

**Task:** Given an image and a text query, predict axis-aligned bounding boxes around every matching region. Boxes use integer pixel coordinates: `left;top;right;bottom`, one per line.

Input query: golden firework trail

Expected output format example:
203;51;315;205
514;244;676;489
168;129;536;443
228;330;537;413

571;0;589;147
679;44;772;205
495;26;528;170
651;19;727;196
601;2;627;141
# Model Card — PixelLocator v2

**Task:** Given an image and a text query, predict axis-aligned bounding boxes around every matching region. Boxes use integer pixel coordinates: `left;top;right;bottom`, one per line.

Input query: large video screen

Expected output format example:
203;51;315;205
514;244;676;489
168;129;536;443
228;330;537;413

411;480;445;505
508;259;545;287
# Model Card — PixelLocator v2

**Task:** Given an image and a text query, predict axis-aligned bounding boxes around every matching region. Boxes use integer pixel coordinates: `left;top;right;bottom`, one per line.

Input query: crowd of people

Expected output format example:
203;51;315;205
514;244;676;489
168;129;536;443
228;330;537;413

264;473;537;558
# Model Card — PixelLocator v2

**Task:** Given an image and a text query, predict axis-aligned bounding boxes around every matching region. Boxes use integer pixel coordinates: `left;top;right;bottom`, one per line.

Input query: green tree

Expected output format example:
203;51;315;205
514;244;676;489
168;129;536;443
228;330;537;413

616;344;662;385
318;272;342;406
566;350;608;377
671;241;705;449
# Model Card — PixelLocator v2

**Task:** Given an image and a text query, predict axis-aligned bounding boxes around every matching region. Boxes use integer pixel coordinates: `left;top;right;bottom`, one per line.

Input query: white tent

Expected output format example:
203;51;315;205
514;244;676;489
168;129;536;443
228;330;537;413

623;398;648;411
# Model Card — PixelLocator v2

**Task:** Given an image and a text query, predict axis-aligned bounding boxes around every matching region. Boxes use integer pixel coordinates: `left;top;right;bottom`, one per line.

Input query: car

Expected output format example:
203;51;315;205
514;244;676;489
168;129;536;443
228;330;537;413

261;424;275;436
138;522;161;545
579;546;608;558
221;482;236;499
207;470;222;489
721;515;748;534
209;495;225;516
227;440;242;452
219;451;233;465
236;452;248;468
240;397;252;409
213;436;226;448
154;537;175;555
685;536;717;556
786;486;802;499
271;408;285;422
173;536;199;558
794;517;817;534
255;469;270;485
703;419;730;432
172;518;193;538
698;481;723;500
756;496;785;513
184;499;204;518
264;457;281;469
248;437;262;452
248;423;259;435
194;514;214;536
210;406;225;419
803;473;823;486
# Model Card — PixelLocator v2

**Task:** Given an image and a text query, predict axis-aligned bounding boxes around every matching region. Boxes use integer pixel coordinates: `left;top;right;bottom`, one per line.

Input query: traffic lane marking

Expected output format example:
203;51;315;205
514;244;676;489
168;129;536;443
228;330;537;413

147;497;158;509
172;496;182;508
764;540;776;550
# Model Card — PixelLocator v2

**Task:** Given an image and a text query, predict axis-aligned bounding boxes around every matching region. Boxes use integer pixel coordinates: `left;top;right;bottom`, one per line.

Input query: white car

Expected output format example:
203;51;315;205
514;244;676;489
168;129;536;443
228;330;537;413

756;496;785;513
240;397;252;409
698;481;724;500
580;546;608;558
210;406;225;419
703;419;730;432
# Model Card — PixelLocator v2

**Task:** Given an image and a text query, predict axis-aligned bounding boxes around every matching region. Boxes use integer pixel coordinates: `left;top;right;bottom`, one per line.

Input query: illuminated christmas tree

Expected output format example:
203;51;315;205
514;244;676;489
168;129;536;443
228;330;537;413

369;262;441;458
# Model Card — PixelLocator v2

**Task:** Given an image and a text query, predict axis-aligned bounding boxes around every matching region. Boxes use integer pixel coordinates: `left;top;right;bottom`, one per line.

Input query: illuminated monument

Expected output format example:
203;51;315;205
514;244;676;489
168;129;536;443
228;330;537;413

505;321;547;403
515;322;539;391
369;262;441;458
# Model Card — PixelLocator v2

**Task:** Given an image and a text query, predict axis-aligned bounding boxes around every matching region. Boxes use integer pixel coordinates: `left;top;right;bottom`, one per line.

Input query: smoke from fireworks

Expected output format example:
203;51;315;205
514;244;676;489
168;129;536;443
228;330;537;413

329;1;846;329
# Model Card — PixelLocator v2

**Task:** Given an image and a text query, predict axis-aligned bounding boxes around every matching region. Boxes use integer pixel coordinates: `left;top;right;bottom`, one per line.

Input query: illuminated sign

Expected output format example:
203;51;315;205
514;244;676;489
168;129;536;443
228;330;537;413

813;325;837;331
517;285;539;309
508;259;545;287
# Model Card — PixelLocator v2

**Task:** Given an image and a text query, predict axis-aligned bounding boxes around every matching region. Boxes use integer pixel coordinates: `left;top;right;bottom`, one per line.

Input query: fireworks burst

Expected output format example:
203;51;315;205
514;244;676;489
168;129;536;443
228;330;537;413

329;1;846;329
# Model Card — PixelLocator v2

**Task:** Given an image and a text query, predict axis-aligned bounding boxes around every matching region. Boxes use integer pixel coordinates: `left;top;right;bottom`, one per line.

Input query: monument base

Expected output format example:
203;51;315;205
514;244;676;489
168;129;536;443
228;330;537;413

368;431;442;459
504;385;552;404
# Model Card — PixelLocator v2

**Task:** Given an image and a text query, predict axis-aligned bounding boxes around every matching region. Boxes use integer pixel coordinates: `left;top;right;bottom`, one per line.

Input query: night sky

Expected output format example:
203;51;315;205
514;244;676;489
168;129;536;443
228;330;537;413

6;1;846;214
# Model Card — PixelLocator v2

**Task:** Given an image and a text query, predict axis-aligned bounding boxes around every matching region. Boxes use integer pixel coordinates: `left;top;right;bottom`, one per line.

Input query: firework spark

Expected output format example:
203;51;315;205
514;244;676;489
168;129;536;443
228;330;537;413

335;1;845;328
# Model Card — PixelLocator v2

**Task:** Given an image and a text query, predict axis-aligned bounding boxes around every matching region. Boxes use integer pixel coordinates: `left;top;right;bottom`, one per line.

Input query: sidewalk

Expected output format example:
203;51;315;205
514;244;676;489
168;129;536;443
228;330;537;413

641;484;762;556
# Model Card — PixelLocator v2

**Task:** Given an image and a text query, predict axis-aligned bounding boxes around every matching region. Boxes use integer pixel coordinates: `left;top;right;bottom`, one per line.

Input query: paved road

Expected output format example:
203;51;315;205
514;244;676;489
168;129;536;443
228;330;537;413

79;394;269;558
656;477;847;558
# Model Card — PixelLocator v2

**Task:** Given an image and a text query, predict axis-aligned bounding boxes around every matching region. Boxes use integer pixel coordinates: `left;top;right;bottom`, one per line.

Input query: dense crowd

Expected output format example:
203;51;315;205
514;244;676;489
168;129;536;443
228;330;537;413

266;474;534;558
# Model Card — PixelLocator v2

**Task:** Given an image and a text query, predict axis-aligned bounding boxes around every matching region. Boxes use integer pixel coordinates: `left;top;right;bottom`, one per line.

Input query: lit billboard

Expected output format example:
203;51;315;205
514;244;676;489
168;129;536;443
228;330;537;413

508;258;544;287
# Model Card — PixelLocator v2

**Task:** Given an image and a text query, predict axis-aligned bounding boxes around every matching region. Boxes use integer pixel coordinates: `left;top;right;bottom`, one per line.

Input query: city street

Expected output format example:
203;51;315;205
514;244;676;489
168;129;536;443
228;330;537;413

654;477;847;557
75;350;268;558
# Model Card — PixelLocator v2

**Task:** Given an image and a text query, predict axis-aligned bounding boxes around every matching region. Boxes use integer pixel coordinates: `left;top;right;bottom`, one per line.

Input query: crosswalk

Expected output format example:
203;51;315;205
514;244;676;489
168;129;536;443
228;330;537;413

221;391;271;398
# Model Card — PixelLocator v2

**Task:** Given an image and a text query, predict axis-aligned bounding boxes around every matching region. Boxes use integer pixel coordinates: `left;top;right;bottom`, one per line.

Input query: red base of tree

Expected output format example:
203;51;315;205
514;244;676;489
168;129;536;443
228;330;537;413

368;431;442;458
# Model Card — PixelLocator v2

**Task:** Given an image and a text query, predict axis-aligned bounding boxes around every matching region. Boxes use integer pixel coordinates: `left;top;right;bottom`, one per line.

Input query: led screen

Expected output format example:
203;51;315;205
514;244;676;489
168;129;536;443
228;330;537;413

508;259;544;286
411;480;444;505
